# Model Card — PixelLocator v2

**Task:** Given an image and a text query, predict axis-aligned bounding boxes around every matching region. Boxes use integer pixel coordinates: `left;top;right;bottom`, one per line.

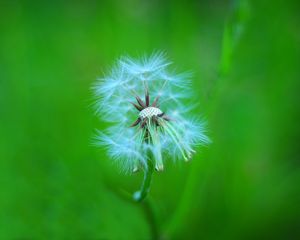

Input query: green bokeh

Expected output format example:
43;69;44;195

0;0;299;239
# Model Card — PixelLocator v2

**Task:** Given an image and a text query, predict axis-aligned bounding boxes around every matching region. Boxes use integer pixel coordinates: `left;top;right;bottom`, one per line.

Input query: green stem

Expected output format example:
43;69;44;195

142;199;159;240
131;129;158;238
133;159;154;202
106;183;159;239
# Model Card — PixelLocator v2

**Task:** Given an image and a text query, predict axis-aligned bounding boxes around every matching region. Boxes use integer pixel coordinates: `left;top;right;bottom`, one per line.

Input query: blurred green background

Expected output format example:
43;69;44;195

1;0;300;239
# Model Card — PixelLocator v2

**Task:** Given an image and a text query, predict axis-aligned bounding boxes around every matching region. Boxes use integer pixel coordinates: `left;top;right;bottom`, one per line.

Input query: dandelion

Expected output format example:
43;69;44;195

93;52;210;201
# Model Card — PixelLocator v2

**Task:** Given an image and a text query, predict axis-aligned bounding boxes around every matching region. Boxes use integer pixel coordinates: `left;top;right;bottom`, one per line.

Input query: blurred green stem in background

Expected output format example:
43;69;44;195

219;0;250;76
165;0;250;237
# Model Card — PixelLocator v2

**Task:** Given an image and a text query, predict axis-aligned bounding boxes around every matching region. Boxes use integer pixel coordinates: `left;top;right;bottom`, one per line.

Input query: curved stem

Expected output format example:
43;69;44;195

133;159;154;202
105;182;159;239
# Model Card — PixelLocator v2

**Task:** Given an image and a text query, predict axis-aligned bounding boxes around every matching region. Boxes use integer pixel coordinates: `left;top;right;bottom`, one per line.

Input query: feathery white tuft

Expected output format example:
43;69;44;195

93;52;210;173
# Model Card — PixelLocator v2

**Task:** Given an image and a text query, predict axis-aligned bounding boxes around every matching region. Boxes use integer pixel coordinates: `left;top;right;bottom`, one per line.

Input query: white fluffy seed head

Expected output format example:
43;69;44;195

93;52;210;173
139;107;163;120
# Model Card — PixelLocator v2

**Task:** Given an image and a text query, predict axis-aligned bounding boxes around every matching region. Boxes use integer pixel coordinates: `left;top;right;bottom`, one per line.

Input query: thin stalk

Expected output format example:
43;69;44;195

132;158;159;239
105;181;159;239
142;199;159;240
133;158;154;202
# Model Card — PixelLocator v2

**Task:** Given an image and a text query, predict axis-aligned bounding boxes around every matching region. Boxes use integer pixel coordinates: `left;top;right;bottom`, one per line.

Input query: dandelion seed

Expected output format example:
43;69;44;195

93;52;210;201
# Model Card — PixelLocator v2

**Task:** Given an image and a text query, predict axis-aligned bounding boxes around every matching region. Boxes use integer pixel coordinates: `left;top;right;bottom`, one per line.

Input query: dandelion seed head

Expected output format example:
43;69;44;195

94;52;210;173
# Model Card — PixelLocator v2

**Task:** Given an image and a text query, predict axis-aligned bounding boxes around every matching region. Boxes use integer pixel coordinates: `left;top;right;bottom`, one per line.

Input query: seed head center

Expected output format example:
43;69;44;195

139;107;163;120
